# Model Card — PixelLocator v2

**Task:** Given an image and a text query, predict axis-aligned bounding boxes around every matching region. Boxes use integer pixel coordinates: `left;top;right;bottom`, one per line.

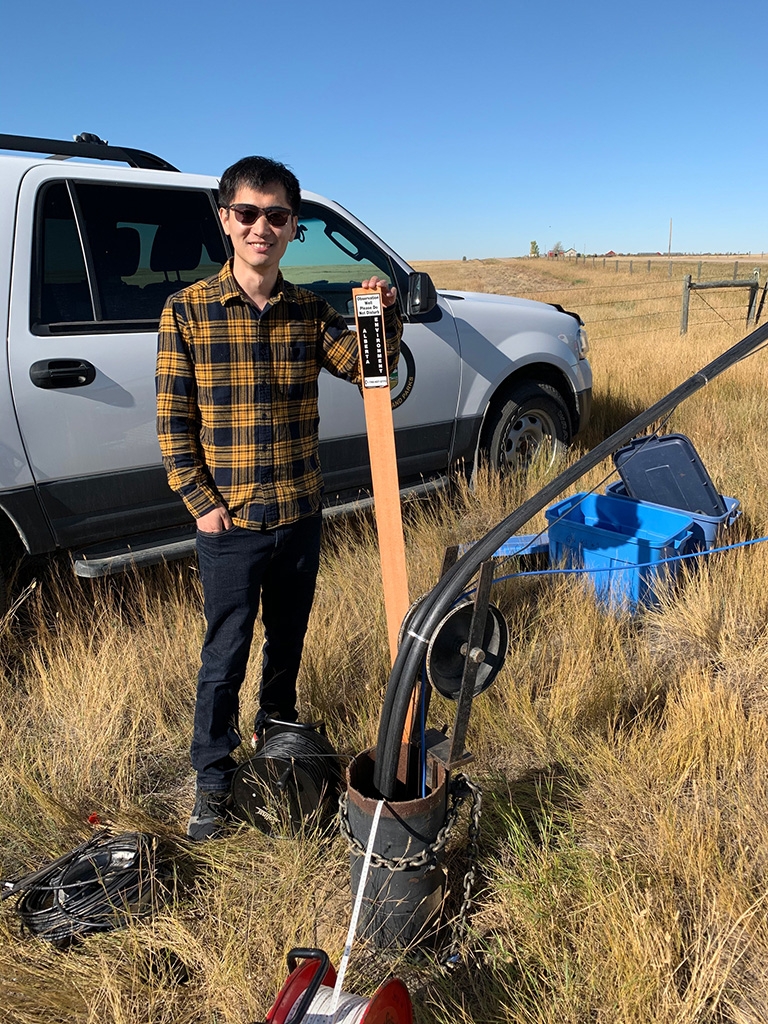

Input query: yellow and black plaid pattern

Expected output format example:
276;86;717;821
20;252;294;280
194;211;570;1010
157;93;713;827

157;260;402;529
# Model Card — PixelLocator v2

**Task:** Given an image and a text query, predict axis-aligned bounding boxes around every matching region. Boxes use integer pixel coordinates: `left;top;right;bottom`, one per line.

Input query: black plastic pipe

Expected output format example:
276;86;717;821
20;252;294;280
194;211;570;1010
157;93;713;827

373;320;768;799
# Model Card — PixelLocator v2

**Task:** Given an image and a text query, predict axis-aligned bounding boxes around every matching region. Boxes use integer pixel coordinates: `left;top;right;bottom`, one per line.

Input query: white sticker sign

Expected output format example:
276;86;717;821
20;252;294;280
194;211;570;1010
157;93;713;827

354;291;388;388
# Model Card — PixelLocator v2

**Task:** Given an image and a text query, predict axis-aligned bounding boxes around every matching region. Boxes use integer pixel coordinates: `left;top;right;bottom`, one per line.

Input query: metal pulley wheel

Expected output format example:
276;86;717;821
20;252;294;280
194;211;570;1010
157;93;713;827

400;595;508;700
397;593;429;650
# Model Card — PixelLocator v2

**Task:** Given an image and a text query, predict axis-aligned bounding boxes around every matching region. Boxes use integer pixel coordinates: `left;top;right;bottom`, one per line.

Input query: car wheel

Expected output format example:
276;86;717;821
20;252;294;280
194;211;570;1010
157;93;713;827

0;562;7;620
485;383;571;472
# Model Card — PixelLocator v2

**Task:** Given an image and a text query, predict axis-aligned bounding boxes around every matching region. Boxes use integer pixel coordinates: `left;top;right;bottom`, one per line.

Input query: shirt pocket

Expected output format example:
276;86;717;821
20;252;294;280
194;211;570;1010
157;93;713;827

272;338;316;400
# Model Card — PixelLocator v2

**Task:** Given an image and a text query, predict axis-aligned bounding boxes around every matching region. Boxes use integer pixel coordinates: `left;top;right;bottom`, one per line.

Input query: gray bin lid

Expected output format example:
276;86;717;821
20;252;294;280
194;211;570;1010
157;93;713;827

613;433;727;517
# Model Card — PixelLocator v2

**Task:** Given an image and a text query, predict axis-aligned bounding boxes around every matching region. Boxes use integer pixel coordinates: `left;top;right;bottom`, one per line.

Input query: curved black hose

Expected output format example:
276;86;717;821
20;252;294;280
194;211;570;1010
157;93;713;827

373;320;768;798
6;832;159;946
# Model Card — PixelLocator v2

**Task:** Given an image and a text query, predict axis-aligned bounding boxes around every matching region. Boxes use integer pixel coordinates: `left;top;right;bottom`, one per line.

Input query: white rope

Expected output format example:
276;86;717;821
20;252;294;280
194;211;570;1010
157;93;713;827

325;797;384;1021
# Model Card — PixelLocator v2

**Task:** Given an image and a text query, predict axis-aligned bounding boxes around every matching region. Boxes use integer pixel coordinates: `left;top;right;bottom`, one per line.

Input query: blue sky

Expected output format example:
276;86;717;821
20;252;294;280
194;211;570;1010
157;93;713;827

2;0;764;260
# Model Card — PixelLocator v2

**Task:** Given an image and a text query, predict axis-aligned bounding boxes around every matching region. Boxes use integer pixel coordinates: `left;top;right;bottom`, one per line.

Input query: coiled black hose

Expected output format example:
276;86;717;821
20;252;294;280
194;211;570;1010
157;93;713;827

231;723;343;834
3;831;159;946
260;729;337;796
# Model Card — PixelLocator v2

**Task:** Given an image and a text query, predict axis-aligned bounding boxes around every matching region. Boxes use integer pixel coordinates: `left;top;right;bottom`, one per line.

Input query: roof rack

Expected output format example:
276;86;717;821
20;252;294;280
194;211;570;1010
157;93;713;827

0;133;179;172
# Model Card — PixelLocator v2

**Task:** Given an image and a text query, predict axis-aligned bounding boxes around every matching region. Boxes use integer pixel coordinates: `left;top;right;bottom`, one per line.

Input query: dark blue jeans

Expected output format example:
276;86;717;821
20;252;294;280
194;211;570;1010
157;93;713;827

192;513;322;790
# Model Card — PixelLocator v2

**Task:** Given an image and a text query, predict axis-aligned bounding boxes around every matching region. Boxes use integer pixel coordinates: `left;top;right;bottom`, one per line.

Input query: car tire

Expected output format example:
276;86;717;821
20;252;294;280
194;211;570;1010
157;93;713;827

0;561;7;620
484;382;571;472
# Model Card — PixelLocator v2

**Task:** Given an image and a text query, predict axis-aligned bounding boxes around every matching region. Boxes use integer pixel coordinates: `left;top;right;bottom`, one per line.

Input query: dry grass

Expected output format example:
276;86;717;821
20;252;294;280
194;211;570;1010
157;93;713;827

3;257;768;1022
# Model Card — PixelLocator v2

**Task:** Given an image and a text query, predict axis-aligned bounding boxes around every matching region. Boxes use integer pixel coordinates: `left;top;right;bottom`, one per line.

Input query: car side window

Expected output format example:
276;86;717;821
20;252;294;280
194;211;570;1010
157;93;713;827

33;183;93;327
31;182;228;333
282;202;393;317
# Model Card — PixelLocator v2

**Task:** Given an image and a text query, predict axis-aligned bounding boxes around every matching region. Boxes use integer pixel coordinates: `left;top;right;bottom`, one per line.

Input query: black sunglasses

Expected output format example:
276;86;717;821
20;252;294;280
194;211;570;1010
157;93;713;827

223;203;293;227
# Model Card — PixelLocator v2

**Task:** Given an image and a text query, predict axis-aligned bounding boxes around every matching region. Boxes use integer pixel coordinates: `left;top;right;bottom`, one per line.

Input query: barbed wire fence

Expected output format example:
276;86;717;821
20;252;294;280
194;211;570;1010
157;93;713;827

504;259;765;342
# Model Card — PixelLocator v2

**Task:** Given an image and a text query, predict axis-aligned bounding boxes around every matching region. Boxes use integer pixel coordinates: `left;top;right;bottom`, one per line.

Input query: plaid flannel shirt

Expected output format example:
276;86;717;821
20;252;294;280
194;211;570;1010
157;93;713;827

156;260;402;529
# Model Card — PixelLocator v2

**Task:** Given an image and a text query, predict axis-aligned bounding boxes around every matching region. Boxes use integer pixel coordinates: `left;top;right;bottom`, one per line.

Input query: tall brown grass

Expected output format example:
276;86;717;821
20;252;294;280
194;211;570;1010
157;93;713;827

2;258;768;1022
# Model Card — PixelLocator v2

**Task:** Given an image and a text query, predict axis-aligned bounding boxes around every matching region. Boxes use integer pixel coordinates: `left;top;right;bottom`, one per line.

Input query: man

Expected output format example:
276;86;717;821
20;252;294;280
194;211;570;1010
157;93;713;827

156;156;401;840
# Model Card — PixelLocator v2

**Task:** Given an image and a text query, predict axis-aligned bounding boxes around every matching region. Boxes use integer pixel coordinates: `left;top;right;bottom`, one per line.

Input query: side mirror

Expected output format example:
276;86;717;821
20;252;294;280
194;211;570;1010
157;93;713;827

406;271;437;317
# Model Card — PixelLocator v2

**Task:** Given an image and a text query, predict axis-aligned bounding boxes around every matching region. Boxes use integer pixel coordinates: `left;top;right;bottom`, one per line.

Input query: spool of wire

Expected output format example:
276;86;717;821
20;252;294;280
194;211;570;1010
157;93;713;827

301;985;383;1023
231;722;343;836
3;832;160;946
263;948;412;1024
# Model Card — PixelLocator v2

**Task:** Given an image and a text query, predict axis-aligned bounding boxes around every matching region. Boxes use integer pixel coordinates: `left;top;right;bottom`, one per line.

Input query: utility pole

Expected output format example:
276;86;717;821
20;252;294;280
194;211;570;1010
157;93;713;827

668;218;673;259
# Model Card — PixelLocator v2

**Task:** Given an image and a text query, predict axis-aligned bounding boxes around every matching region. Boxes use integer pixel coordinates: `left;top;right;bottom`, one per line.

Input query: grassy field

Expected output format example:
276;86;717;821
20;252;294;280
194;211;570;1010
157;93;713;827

2;257;768;1023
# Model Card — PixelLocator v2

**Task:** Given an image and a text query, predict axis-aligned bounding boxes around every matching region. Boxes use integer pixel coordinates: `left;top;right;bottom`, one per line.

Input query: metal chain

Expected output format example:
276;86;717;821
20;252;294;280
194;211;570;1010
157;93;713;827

444;775;483;966
338;776;467;871
338;774;483;964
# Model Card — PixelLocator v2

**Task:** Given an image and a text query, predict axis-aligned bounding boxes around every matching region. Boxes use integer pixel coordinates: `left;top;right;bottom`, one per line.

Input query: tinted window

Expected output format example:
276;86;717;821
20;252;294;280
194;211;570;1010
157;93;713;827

282;202;393;316
34;183;93;326
32;182;228;332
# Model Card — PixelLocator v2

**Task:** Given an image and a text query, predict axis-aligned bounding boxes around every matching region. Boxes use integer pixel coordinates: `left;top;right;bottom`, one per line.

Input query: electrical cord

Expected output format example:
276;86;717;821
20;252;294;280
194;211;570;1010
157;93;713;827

231;724;343;835
2;831;160;946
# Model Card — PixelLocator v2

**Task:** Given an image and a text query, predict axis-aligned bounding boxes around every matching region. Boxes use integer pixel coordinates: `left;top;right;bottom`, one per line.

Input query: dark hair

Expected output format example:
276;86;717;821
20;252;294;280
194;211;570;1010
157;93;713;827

218;156;301;214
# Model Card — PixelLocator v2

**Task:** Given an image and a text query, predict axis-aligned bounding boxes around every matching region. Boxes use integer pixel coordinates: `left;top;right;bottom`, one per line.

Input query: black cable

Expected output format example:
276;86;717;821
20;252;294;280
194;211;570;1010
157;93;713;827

3;832;159;946
258;730;341;796
231;725;343;834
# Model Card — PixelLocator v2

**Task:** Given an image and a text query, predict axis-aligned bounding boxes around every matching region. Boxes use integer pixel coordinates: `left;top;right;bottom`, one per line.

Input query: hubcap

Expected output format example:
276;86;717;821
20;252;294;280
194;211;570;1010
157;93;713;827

500;410;556;468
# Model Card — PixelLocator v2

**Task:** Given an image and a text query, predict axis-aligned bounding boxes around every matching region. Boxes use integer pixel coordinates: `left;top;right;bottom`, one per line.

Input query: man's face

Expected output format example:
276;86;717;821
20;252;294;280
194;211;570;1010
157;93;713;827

219;183;297;277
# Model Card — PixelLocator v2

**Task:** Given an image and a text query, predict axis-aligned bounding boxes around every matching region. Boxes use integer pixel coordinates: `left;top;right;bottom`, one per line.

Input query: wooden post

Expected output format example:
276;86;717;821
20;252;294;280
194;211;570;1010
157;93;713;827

697;261;702;281
352;288;410;665
756;281;768;325
747;283;759;326
680;275;691;335
734;261;739;280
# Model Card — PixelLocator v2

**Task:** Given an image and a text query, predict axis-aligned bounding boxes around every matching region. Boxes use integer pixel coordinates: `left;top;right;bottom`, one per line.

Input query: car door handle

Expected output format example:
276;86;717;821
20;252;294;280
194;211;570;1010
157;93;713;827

29;359;97;389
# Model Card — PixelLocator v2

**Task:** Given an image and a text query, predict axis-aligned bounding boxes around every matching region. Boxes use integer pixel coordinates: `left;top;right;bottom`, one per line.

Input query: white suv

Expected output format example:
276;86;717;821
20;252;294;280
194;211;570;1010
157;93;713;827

0;133;592;609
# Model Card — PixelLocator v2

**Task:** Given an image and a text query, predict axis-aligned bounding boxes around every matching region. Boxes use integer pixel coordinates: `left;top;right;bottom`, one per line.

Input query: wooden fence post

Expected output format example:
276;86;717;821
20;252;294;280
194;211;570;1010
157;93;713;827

756;281;768;324
748;283;759;326
680;275;692;335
